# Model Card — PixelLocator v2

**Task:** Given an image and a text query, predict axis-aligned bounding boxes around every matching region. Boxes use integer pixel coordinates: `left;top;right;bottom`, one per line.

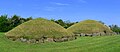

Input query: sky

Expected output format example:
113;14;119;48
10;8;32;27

0;0;120;26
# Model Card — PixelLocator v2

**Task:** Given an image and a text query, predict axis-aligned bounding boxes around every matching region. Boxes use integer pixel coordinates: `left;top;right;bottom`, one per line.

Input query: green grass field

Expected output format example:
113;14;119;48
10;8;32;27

0;32;120;52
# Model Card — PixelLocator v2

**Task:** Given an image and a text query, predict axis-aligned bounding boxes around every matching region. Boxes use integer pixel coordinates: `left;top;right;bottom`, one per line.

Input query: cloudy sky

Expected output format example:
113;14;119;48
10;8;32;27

0;0;120;26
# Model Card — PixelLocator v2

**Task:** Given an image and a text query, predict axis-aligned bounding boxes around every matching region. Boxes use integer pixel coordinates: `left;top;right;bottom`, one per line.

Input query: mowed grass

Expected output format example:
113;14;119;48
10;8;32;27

0;33;120;52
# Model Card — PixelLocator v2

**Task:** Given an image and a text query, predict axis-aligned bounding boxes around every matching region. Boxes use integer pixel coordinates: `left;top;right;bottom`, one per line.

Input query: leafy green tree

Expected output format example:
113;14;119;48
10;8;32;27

50;19;78;29
109;25;120;34
0;15;33;32
10;15;21;27
26;17;33;21
0;15;10;32
64;20;78;29
56;19;66;27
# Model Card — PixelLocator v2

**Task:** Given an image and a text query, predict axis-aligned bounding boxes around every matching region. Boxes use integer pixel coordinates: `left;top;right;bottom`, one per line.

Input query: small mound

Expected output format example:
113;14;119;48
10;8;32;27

67;20;113;36
5;18;75;43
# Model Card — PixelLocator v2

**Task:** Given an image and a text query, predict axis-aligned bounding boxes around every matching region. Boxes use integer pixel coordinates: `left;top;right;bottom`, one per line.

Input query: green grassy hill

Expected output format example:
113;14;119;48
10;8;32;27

6;18;73;38
5;18;74;43
1;33;120;52
67;20;113;35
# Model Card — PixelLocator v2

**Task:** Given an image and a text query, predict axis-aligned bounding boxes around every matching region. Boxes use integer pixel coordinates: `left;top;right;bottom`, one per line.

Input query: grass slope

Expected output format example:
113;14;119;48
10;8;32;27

0;33;120;52
5;18;73;39
67;20;113;34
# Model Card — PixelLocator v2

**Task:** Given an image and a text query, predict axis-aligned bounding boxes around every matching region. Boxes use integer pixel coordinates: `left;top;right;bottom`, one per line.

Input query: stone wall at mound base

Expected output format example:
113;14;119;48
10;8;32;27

75;32;117;37
7;36;76;44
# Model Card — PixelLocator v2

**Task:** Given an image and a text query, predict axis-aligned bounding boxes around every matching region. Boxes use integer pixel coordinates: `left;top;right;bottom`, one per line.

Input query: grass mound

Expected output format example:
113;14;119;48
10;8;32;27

67;20;113;36
5;18;74;43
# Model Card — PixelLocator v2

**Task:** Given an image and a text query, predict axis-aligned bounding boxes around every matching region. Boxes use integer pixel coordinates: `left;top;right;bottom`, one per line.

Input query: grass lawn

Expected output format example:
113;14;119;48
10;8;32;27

0;32;120;52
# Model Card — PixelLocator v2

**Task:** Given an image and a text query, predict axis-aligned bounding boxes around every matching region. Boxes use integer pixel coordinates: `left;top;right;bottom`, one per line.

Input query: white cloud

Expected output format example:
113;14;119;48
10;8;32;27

51;2;69;6
54;2;69;6
43;2;69;11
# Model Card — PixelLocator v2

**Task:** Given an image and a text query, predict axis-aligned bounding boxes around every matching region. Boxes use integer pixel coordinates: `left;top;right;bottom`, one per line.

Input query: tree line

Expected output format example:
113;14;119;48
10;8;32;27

109;25;120;34
0;15;120;34
50;19;78;29
0;15;32;32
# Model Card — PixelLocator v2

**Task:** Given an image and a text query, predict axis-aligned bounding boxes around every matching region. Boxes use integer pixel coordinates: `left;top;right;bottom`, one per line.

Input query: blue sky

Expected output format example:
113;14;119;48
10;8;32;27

0;0;120;26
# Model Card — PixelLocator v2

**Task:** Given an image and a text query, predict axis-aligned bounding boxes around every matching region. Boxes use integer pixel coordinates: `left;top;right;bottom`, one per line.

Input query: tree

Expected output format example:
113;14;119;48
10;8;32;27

0;15;33;32
50;19;78;29
26;17;33;21
0;15;10;32
64;20;78;29
109;25;120;34
56;19;66;27
98;21;105;25
50;19;55;22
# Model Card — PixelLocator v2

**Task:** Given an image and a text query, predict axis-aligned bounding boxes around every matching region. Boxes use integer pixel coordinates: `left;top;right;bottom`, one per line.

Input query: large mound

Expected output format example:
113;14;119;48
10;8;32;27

67;20;113;36
5;18;75;43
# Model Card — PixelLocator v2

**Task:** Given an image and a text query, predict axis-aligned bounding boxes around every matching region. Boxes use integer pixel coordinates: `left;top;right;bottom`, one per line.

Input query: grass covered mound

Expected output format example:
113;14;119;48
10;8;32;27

67;20;113;36
5;18;75;43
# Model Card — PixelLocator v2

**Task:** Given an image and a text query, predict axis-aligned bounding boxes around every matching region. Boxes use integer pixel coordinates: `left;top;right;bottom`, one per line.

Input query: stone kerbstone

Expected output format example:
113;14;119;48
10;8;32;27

20;38;27;42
